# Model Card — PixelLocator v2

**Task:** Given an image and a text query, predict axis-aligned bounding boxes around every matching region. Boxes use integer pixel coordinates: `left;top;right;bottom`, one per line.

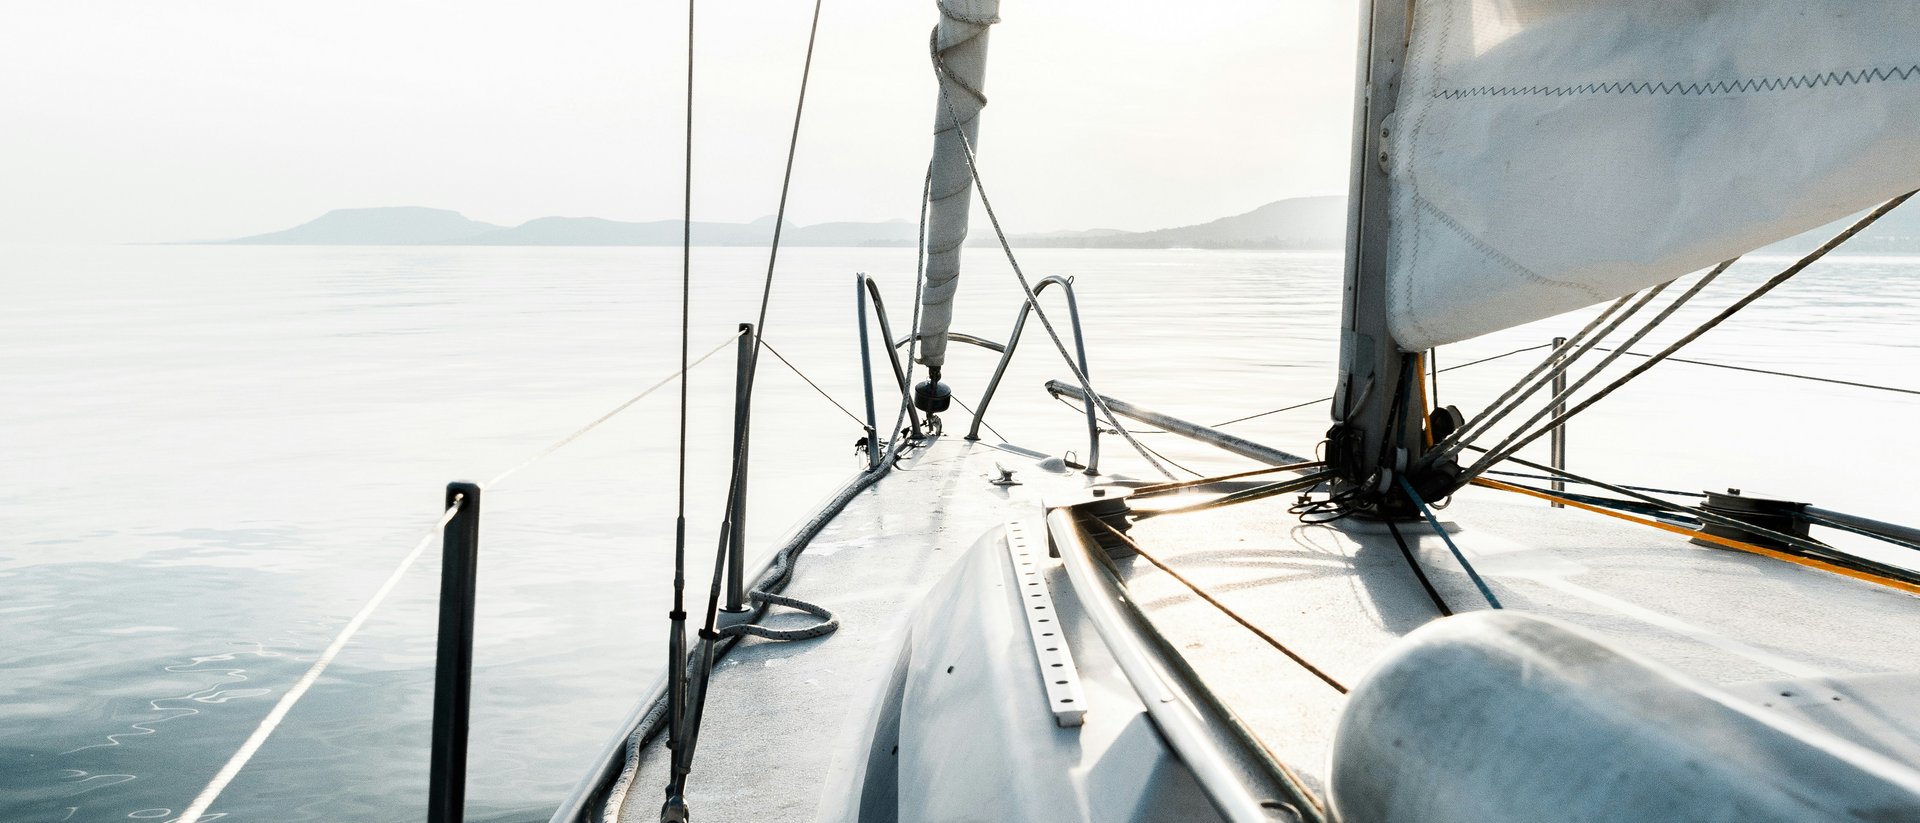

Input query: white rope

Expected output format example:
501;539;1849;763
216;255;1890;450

177;329;743;821
176;499;462;823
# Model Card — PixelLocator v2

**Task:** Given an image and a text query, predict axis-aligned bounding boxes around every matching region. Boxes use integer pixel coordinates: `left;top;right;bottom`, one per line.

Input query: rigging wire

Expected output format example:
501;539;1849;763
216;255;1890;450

1207;343;1555;429
1434;278;1685;465
1469;191;1915;475
930;55;1176;481
1478;468;1698;499
1460;262;1732;474
759;338;867;428
1475;449;1920;589
1476;476;1920;596
663;0;696;815
671;2;831;816
486;330;745;489
1425;293;1636;460
1587;346;1920;397
951;394;1008;444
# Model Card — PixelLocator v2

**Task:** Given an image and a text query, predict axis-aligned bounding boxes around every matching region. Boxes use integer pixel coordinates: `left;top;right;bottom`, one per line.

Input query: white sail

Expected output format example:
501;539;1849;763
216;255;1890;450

915;0;998;370
1385;0;1920;351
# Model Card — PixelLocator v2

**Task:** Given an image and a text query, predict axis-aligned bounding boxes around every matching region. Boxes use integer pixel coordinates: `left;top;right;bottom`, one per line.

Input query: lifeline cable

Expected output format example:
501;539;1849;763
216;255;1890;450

759;338;867;428
180;333;743;823
176;500;463;823
485;330;744;490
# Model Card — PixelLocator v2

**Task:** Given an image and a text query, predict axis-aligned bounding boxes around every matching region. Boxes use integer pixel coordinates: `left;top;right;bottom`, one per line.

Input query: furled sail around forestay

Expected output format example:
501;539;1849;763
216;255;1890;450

1385;1;1920;351
915;0;998;370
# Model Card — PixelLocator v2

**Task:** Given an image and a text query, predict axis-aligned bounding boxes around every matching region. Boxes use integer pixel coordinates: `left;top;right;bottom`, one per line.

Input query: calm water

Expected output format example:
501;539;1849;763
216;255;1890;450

4;244;1918;821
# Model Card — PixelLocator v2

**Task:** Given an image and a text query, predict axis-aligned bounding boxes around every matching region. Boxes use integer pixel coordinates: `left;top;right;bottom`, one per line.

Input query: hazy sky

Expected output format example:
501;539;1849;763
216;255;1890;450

1;1;1360;244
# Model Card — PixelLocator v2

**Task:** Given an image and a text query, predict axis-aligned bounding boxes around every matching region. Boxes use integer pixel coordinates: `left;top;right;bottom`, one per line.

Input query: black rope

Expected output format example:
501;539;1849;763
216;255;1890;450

1384;518;1453;617
1399;476;1502;609
759;338;866;428
1802;512;1920;554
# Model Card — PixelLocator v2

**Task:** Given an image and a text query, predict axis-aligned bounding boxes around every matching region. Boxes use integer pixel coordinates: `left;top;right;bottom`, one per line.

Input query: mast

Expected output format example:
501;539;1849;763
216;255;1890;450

912;0;998;407
1331;0;1443;516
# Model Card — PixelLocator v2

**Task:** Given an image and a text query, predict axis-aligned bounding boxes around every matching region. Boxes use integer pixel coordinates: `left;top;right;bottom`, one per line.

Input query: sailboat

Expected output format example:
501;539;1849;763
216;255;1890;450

507;1;1920;821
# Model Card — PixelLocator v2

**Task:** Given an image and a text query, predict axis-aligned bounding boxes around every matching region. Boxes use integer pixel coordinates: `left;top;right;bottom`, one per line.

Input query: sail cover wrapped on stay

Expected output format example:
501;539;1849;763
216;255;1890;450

1385;1;1920;351
915;0;998;370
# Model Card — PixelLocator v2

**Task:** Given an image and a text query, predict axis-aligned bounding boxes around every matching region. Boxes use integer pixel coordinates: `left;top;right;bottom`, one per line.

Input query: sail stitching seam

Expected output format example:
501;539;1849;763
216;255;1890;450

1413;193;1604;298
1431;63;1920;100
1395;0;1455;348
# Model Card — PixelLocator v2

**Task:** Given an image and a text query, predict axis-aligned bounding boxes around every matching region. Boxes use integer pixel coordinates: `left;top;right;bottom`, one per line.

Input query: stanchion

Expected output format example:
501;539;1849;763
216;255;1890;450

429;481;481;823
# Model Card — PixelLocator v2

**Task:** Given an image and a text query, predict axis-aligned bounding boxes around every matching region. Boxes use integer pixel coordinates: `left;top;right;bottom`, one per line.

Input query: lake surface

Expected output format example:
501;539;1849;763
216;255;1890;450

4;244;1918;821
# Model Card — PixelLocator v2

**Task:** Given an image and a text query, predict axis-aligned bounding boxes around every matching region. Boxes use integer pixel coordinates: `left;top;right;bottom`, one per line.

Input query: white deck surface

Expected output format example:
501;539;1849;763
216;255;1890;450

613;438;1087;823
1118;483;1920;798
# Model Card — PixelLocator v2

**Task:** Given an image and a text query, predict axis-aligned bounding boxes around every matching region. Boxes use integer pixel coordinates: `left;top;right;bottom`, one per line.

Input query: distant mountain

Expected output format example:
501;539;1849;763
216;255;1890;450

216;198;1349;249
1005;196;1348;250
224;207;501;245
463;215;786;246
212;196;1920;253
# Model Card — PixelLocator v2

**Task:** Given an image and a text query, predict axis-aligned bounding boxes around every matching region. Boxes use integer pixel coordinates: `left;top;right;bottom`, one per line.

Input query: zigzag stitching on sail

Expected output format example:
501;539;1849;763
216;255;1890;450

1432;63;1920;100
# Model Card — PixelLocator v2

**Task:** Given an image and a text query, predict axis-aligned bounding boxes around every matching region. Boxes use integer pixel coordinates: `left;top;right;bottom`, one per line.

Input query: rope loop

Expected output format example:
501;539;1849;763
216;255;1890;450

720;591;840;641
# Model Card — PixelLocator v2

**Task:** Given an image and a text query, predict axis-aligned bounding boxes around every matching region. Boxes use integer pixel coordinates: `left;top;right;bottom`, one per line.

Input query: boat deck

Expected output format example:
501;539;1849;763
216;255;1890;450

608;438;1088;823
1116;483;1920;799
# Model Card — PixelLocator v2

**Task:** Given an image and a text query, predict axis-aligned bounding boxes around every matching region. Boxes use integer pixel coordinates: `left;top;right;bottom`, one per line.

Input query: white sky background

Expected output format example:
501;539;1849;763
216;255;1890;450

0;1;1359;244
